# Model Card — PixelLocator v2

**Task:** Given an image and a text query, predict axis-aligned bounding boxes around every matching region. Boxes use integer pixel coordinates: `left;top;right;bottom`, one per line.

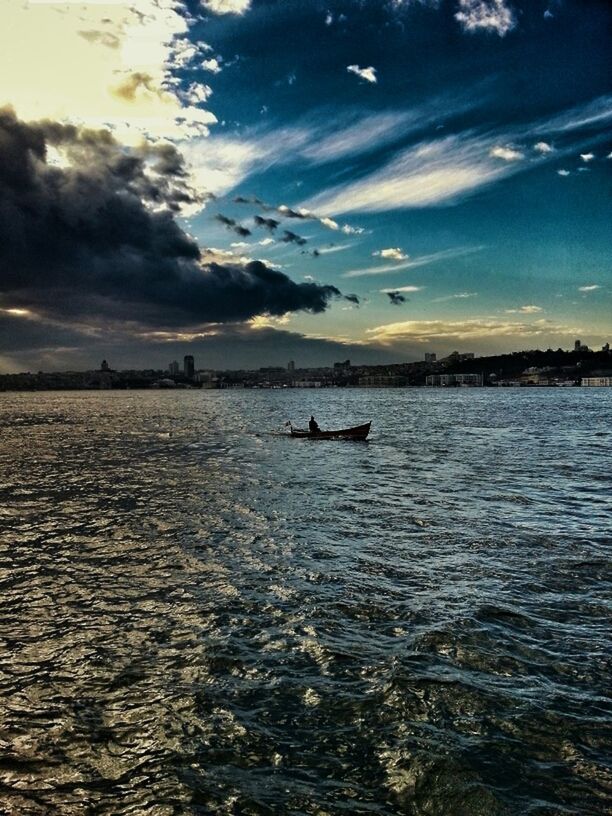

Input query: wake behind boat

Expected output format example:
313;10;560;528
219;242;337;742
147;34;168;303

288;421;371;440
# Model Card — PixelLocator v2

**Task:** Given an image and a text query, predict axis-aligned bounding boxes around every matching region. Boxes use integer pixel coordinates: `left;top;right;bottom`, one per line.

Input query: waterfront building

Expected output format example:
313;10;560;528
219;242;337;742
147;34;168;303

333;359;351;371
168;361;179;376
288;360;295;372
184;355;195;379
426;373;483;386
581;377;612;387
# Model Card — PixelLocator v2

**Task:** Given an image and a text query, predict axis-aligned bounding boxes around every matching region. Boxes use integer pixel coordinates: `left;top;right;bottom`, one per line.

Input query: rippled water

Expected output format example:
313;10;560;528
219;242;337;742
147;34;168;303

0;388;610;815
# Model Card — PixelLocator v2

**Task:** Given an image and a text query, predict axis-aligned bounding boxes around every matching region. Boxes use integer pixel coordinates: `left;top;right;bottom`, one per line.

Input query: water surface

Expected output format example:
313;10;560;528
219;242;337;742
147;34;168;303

0;388;610;815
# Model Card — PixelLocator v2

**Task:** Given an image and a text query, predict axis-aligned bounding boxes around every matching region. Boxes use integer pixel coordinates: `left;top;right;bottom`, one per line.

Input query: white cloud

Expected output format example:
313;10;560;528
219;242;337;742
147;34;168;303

202;58;222;73
183;82;213;105
578;285;600;292
557;169;571;176
505;305;544;314
325;12;333;25
380;286;423;293
259;238;275;246
490;145;524;161
341;224;365;235
320;216;340;230
533;141;553;154
343;246;484;278
200;0;252;15
455;0;517;37
373;248;409;261
366;317;579;344
347;65;377;84
0;1;217;142
580;152;595;162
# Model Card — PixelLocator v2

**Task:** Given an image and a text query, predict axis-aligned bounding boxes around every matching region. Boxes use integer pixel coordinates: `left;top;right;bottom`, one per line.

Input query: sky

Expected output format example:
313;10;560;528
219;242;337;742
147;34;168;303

0;0;610;372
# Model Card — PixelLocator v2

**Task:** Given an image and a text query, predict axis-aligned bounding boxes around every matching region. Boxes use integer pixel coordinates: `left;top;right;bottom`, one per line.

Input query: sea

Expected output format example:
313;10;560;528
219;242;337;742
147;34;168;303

0;388;610;816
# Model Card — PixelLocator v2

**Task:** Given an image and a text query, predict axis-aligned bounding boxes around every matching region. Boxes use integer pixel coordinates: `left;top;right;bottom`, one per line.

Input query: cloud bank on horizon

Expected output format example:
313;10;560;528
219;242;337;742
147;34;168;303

0;0;610;371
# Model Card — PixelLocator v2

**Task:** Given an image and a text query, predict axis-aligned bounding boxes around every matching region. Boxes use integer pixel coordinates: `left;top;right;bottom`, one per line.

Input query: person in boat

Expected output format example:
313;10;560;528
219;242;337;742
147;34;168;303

308;415;320;434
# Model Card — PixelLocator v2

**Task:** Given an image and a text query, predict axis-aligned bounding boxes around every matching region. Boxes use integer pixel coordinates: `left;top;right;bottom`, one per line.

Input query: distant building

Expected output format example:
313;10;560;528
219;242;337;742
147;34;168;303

168;361;179;376
100;359;110;371
574;339;589;352
582;377;612;387
288;360;295;371
424;353;437;363
184;355;195;379
333;359;351;370
426;373;483;386
443;351;474;363
602;343;610;352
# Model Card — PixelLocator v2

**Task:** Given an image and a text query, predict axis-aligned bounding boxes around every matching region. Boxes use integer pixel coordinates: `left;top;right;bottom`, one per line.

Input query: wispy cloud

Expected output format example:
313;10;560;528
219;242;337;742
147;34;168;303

431;291;478;302
342;246;484;278
578;284;600;292
302;96;612;214
366;317;580;344
347;65;377;83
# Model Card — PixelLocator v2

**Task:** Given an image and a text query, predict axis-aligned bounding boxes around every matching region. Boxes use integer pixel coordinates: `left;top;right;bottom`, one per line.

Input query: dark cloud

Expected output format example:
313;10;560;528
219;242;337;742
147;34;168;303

234;195;264;206
387;291;407;305
344;294;360;305
214;213;252;237
281;229;307;246
0;108;346;332
254;215;280;232
278;206;308;219
78;30;120;49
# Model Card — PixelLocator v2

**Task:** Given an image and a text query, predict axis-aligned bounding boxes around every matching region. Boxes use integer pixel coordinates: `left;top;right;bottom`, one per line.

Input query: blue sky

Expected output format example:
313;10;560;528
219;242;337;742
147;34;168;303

0;0;610;370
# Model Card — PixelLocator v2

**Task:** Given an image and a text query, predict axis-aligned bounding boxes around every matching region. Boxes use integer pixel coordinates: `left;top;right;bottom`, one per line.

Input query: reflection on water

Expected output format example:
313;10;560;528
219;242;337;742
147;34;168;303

0;388;610;815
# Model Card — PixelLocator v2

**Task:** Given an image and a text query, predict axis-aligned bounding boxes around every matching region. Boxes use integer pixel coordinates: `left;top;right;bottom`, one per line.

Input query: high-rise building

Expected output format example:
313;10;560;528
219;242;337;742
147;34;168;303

184;355;195;379
288;360;295;372
424;352;436;363
101;359;110;371
168;361;179;376
574;339;581;352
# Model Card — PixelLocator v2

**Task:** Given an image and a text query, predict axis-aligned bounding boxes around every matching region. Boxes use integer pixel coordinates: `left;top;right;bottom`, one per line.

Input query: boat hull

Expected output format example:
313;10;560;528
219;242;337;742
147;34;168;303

290;421;371;440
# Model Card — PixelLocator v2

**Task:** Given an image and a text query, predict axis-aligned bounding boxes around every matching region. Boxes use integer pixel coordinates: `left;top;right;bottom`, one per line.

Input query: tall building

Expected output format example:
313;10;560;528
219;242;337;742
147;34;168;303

184;355;195;379
574;339;581;352
424;352;436;363
288;360;295;372
168;361;179;376
100;359;110;371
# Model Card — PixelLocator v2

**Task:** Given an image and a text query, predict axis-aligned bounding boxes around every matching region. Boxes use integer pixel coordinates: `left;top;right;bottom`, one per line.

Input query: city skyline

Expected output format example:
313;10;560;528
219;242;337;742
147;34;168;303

0;0;611;372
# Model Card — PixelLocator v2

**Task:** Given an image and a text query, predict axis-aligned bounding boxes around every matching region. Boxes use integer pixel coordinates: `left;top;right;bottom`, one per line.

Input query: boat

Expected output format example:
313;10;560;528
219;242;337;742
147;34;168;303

288;421;371;440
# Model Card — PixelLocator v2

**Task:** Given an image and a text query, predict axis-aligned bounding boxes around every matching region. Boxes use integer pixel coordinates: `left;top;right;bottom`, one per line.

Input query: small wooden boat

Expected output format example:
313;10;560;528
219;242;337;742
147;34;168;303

289;421;371;440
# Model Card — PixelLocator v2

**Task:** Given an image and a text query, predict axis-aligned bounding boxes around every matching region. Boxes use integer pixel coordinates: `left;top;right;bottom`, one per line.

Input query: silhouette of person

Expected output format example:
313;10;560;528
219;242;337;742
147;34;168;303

309;415;320;434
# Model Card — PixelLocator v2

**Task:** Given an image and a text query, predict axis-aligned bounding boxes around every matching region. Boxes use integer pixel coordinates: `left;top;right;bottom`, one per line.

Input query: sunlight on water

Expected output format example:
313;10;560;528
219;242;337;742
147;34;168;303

0;389;610;815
